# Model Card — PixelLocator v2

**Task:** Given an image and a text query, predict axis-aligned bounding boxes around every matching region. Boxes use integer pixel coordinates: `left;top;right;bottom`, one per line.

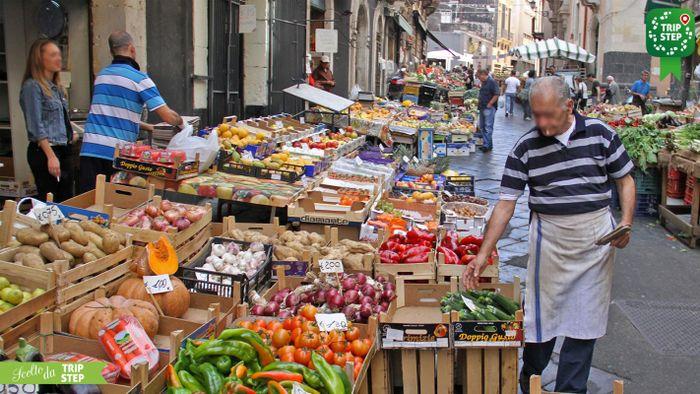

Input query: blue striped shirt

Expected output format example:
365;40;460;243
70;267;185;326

500;112;634;215
80;63;165;160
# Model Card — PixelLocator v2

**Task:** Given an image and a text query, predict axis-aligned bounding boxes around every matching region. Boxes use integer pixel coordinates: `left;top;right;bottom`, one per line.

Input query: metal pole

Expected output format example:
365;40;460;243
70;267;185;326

225;0;232;116
208;0;215;123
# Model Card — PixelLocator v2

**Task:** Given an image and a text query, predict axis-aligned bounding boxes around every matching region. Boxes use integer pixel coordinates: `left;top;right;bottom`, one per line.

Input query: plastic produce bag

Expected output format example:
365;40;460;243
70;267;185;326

167;124;218;172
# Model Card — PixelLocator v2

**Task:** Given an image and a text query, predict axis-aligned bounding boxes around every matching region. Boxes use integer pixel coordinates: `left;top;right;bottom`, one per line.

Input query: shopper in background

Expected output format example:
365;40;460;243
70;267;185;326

465;65;474;89
463;76;636;394
605;76;620;104
503;70;520;118
476;68;499;152
630;70;651;114
521;70;536;121
306;54;315;87
575;76;588;110
79;31;182;192
588;74;601;105
312;55;335;92
20;39;75;202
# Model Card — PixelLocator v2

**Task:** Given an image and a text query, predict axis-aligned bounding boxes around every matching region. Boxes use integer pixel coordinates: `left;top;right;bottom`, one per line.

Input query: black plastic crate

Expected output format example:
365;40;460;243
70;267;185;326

220;161;260;177
178;236;273;301
444;175;476;196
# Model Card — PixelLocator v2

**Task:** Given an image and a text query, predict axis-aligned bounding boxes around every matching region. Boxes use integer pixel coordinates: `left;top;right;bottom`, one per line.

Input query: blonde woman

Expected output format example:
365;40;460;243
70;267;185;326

19;39;74;202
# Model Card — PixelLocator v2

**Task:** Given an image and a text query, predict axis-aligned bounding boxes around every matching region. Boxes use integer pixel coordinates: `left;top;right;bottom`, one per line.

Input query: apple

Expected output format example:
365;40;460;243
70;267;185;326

198;184;217;198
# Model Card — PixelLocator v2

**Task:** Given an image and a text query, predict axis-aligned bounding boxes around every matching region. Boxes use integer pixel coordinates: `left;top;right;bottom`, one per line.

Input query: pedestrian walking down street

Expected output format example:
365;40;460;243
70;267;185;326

463;76;636;394
503;70;520;118
476;68;499;152
575;76;588;111
521;70;536;121
588;74;601;105
630;70;651;114
605;76;620;104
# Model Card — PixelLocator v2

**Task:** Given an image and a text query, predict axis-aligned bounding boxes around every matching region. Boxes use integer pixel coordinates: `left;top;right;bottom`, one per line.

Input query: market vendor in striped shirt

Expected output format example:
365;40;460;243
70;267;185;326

463;76;636;394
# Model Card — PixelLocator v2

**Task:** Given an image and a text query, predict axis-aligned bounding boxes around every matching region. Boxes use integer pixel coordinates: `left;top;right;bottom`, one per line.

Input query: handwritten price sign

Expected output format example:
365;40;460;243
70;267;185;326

315;313;348;331
143;274;173;294
319;259;344;273
31;204;65;225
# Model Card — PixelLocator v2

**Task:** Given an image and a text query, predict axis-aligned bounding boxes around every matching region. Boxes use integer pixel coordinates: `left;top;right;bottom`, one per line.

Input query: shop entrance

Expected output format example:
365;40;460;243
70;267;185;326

209;0;243;123
269;0;307;115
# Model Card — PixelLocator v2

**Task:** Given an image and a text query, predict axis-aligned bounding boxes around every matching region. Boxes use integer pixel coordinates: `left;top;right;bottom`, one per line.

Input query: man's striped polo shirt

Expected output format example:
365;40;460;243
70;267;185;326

500;112;634;215
80;62;166;161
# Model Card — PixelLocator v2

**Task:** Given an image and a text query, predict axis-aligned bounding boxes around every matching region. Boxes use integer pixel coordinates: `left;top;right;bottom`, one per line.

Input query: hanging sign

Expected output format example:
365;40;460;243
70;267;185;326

239;5;257;33
645;8;695;80
315;29;338;53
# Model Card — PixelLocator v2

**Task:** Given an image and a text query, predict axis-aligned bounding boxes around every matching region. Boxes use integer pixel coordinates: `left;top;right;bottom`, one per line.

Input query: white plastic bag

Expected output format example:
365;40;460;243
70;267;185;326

349;84;361;100
167;124;218;173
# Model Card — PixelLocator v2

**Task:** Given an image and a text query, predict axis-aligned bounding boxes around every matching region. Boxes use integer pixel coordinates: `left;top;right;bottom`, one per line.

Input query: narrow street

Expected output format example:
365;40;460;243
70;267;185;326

451;105;700;394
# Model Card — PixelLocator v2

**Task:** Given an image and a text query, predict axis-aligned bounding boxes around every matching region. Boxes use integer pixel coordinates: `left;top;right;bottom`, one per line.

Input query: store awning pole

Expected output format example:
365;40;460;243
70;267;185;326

426;31;458;58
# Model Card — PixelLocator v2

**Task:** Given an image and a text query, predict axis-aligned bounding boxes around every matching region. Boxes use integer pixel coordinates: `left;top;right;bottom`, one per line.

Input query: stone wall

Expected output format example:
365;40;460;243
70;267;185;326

601;51;651;89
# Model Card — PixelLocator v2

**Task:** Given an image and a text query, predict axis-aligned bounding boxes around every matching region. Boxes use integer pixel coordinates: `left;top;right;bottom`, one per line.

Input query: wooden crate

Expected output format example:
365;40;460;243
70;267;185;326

0;260;56;333
374;252;436;281
436;251;499;283
110;195;213;247
529;375;624;394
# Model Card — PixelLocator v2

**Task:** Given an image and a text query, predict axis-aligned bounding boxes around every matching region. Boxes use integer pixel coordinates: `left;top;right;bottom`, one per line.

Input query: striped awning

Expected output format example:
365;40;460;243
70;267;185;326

510;38;596;63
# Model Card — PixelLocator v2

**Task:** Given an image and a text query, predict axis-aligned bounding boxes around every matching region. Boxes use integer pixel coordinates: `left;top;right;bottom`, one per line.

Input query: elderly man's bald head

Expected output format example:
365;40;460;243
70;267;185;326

529;76;570;109
109;31;134;56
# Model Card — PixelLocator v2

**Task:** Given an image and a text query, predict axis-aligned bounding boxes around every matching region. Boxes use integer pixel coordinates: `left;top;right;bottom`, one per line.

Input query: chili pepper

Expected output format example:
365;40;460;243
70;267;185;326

193;339;256;362
245;359;261;373
262;361;323;389
379;250;400;264
178;370;206;393
174;348;189;373
330;365;352;394
459;254;477;265
225;383;256;394
268;380;288;394
167;365;183;388
218;328;276;366
438;246;459;264
280;381;321;394
311;352;344;394
461;243;480;254
251;370;303;383
460;235;483;246
214;355;233;375
230;361;248;379
388;233;406;243
198;362;224;394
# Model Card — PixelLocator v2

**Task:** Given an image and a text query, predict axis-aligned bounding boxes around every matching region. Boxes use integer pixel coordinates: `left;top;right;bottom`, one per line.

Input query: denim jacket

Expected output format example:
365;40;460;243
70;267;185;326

20;78;71;145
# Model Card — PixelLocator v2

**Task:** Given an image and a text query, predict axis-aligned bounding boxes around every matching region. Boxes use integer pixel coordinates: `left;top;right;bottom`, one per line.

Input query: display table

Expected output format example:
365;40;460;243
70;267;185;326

658;149;700;248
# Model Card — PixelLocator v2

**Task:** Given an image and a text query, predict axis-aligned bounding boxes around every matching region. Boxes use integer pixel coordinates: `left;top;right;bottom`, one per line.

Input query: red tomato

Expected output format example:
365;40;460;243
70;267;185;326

271;328;291;348
350;339;371;357
294;348;312;365
299;304;318;321
301;320;320;334
316;345;335;364
298;332;321;349
345;326;360;341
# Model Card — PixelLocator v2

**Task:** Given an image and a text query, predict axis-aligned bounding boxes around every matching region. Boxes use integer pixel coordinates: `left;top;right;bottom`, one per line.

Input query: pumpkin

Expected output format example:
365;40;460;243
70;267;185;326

116;276;190;318
147;236;178;275
68;295;159;339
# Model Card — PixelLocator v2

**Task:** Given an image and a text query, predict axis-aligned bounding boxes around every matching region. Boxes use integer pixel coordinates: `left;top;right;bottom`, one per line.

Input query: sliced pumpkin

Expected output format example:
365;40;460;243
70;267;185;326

147;236;178;275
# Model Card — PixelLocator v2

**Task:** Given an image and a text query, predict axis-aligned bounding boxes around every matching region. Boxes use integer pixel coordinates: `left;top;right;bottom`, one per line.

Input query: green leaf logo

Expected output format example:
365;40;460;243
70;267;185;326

646;8;696;80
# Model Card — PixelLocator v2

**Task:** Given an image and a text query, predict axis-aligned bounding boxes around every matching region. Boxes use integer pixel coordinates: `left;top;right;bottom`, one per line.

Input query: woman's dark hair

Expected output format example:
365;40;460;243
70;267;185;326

528;70;535;78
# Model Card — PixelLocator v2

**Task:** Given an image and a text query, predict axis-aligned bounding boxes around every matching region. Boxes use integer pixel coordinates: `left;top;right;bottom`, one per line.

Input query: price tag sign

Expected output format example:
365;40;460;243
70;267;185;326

270;173;282;181
143;274;174;294
319;259;344;273
461;295;477;312
443;190;454;198
300;117;305;124
385;327;404;341
316;313;348;331
354;156;363;166
32;204;65;225
312;134;321;142
274;121;284;129
301;143;310;150
402;156;410;164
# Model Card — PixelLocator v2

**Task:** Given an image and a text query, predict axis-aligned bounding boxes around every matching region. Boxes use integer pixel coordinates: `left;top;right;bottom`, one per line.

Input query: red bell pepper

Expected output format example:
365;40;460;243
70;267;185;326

417;239;434;248
389;233;406;243
440;231;459;250
459;254;477;265
380;250;401;264
407;228;436;244
402;245;431;258
403;251;430;264
460;243;480;255
460;235;483;247
438;246;459;264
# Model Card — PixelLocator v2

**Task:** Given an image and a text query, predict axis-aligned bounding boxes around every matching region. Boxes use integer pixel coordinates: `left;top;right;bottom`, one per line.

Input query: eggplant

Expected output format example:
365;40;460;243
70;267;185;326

15;338;43;362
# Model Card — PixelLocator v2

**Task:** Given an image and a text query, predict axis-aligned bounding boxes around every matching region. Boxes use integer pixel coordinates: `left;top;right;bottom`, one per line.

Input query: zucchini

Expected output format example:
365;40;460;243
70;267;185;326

472;310;488;321
487;305;514;321
492;293;519;315
458;310;477;320
478;308;500;321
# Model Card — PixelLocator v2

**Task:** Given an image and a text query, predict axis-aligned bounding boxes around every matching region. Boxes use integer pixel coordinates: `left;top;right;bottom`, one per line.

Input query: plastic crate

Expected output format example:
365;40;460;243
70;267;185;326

685;176;695;205
635;193;660;217
178;237;273;301
444;175;476;196
632;168;660;195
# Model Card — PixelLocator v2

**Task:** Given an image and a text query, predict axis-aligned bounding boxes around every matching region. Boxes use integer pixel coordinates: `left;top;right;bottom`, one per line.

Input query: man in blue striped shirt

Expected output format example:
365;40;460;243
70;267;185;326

79;31;182;192
463;77;636;393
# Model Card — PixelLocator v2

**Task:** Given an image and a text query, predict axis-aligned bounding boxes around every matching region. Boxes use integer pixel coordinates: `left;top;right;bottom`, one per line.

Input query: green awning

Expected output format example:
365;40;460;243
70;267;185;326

396;15;414;36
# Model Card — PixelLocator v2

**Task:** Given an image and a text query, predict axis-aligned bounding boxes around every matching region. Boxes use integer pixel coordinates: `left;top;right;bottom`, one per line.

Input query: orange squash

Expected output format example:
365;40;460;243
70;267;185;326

147;236;178;275
68;295;159;339
116;276;190;318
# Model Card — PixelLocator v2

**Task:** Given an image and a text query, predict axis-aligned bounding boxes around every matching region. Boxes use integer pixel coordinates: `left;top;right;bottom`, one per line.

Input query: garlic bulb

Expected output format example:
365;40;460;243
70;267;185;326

211;244;226;257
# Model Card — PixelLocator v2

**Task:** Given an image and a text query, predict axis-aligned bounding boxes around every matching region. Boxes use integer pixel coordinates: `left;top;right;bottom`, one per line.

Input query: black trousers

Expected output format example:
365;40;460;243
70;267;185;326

632;95;648;115
79;156;115;193
27;143;73;202
520;337;597;394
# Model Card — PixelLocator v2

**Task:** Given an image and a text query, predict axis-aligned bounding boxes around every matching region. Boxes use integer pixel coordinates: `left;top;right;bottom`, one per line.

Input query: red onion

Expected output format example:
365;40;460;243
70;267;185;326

344;289;359;304
384;283;396;292
372;305;384;314
174;217;191;231
359;304;373;319
160;199;173;212
285;293;300;308
360;296;373;305
328;294;344;311
356;273;367;285
263;301;280;316
131;208;145;218
185;207;205;223
381;289;395;302
342;305;357;320
341;277;356;291
360;284;376;299
279;288;292;297
326;288;339;300
122;215;139;227
139;216;152;229
299;292;311;304
376;275;387;283
380;301;390;310
164;209;181;224
313;290;327;304
145;204;159;217
271;293;285;305
250;305;265;315
152;216;168;231
277;309;293;319
354;311;363;322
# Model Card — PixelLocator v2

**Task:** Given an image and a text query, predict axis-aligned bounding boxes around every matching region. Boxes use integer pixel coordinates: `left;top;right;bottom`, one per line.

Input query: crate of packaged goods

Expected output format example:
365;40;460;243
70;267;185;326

442;201;490;232
632;168;660;195
378;279;455;393
288;190;374;228
113;144;199;181
375;228;437;281
444;175;476;196
436;231;499;283
110;196;212;247
179;236;273;301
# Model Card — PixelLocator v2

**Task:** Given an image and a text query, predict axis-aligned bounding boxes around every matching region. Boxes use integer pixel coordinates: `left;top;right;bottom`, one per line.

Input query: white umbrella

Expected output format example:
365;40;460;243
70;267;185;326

510;37;596;63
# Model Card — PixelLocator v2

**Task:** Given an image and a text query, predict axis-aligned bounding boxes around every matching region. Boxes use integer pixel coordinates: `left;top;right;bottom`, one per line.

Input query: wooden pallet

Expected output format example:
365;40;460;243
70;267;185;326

529;375;624;394
456;346;519;393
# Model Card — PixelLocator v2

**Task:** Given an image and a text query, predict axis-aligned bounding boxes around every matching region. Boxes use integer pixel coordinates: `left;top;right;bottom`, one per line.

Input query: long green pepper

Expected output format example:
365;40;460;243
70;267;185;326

178;370;207;393
197;363;224;394
311;352;345;394
262;361;323;389
193;339;257;362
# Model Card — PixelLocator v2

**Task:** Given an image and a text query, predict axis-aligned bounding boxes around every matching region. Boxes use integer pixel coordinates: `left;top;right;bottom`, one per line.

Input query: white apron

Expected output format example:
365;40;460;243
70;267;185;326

524;207;616;343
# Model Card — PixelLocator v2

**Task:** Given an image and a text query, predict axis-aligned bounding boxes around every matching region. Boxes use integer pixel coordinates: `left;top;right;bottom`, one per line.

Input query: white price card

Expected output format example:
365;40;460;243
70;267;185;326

32;204;65;225
402;156;410;164
143;274;174;294
461;295;477;312
316;313;348;331
299;117;305;124
354;156;363;166
443;190;454;198
292;383;311;394
312;134;321;142
270;173;282;181
301;143;310;150
385;327;404;341
319;259;344;273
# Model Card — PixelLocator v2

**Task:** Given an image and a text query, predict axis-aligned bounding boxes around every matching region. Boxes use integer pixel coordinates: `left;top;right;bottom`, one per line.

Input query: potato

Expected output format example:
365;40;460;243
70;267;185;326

40;241;68;262
64;222;89;246
308;232;326;245
339;239;374;253
85;231;103;250
16;228;49;246
14;252;26;264
16;245;41;256
79;220;107;236
279;231;298;244
87;242;107;259
101;231;120;254
343;254;365;270
21;253;45;269
229;229;245;241
82;252;98;263
274;245;299;260
60;240;87;258
45;224;71;244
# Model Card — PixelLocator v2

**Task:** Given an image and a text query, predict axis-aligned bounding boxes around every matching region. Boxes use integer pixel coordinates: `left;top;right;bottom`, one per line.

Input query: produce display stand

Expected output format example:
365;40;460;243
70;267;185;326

529;375;624;394
658;149;700;248
378;278;455;394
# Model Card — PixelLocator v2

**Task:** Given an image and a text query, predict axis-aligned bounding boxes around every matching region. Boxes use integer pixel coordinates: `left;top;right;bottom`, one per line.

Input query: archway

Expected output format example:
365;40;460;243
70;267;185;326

354;3;370;90
372;9;385;94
